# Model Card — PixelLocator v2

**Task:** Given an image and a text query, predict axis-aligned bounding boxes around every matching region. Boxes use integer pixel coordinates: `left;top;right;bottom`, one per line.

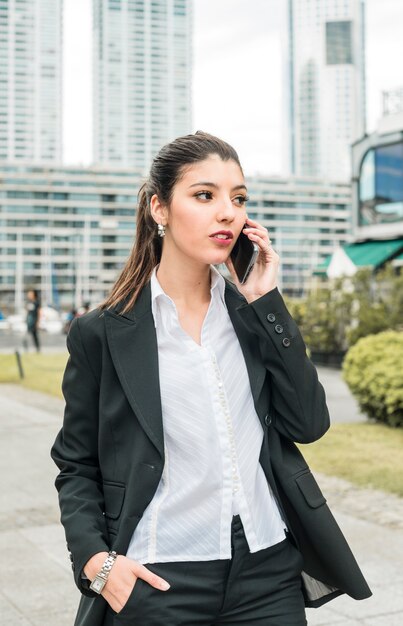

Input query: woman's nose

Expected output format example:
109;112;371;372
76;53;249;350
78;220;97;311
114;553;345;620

217;199;235;221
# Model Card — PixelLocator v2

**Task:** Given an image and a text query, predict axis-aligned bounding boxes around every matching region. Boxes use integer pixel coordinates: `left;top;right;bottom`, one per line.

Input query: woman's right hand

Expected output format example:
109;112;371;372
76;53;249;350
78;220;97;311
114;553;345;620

84;552;170;614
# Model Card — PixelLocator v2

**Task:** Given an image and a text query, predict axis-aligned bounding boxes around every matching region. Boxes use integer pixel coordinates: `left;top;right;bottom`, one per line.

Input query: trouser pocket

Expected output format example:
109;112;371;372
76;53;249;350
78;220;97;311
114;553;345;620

113;578;145;622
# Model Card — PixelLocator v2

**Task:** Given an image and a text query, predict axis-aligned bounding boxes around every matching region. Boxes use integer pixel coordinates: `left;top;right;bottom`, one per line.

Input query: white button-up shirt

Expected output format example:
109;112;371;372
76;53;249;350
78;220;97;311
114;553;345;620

126;266;286;564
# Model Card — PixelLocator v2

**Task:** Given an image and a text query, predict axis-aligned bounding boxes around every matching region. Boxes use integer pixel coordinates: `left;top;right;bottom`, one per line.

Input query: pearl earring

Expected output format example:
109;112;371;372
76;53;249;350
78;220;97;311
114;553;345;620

157;223;166;238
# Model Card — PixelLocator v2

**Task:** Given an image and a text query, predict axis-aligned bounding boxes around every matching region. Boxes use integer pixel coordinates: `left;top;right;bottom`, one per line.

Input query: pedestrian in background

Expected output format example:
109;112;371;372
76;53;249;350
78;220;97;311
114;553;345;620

51;131;371;626
63;308;77;335
26;288;41;352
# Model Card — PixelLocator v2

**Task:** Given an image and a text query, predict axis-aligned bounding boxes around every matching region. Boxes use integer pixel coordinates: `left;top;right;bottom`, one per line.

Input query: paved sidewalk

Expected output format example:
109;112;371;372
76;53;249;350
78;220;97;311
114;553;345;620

1;383;402;625
316;366;367;424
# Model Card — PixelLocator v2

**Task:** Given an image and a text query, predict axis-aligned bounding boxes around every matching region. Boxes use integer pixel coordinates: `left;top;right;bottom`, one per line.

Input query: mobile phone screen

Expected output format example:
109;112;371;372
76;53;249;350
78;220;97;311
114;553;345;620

230;231;259;284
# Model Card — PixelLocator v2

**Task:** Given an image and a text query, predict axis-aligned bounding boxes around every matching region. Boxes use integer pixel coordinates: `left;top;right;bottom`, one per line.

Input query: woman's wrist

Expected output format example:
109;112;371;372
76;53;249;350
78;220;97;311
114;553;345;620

84;551;109;581
244;285;278;304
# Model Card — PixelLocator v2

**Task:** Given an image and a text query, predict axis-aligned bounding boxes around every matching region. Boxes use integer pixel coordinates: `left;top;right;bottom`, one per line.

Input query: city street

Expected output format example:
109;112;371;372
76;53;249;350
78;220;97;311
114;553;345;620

1;380;403;625
0;329;67;353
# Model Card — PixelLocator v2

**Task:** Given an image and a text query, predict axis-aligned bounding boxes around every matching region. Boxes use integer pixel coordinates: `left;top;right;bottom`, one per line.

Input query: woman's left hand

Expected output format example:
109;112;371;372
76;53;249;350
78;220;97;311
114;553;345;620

225;217;279;304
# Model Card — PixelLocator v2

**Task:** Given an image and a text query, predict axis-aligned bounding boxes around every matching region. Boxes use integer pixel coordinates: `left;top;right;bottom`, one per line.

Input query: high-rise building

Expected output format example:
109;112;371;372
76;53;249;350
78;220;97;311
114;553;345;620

0;0;63;163
287;0;366;180
93;0;192;170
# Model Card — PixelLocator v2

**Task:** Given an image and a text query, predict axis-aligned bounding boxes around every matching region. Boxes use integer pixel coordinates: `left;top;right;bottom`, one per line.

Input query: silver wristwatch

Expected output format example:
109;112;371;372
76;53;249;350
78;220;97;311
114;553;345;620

89;551;118;594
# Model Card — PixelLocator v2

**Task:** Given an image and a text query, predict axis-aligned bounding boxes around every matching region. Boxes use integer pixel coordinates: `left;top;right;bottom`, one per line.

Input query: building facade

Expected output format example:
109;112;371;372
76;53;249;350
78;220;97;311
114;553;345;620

246;175;351;295
319;102;403;279
354;116;403;243
0;164;351;312
0;164;141;312
287;0;366;181
0;0;63;163
93;0;192;170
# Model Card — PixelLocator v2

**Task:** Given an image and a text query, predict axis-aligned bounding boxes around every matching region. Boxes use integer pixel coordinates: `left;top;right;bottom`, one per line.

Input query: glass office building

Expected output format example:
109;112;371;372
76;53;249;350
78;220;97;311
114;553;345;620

358;142;403;229
353;108;403;242
92;0;192;170
319;105;403;279
0;164;351;311
0;0;63;163
287;0;366;180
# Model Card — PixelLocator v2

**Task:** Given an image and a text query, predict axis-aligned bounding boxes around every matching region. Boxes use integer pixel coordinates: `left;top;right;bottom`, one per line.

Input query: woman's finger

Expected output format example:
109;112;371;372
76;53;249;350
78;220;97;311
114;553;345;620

244;225;271;243
132;562;170;591
245;231;272;252
243;228;271;244
245;217;268;233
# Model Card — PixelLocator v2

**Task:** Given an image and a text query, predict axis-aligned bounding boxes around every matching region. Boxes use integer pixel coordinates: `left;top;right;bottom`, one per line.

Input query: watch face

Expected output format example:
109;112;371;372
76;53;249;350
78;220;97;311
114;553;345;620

90;576;105;594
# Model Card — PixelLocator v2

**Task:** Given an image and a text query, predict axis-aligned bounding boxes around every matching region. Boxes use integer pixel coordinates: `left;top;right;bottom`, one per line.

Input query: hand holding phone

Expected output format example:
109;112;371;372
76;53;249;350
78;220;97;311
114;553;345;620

230;229;259;284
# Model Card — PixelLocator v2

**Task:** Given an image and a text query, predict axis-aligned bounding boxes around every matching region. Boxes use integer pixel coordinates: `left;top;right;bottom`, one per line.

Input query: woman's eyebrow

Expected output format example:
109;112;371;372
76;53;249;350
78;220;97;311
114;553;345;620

188;181;248;192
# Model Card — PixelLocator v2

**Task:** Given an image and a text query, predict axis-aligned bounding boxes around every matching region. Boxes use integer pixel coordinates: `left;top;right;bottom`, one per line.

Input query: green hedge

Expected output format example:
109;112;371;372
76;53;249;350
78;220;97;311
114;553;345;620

342;331;403;427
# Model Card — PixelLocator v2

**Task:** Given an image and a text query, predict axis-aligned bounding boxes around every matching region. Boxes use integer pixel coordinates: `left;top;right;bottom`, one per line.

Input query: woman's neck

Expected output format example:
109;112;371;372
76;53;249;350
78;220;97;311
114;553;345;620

156;257;212;307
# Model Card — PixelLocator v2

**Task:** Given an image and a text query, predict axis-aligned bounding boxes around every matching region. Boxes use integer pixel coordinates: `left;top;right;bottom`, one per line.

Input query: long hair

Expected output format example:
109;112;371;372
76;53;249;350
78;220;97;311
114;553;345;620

101;131;243;313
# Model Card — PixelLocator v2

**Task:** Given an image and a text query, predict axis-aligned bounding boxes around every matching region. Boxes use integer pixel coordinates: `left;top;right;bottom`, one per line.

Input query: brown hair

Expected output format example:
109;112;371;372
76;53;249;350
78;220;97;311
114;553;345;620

101;130;242;313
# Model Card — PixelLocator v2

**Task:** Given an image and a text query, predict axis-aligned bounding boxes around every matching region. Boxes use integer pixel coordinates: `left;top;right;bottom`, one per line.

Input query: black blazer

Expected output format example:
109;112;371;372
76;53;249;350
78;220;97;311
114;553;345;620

51;282;371;626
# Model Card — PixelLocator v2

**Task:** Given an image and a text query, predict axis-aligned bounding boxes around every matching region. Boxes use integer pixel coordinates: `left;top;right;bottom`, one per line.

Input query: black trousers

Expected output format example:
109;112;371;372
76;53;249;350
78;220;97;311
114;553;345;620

104;515;307;626
28;327;40;351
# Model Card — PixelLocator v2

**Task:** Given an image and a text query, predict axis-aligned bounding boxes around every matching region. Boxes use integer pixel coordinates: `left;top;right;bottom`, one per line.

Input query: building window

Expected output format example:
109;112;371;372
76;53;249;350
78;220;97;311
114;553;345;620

326;21;352;65
359;141;403;225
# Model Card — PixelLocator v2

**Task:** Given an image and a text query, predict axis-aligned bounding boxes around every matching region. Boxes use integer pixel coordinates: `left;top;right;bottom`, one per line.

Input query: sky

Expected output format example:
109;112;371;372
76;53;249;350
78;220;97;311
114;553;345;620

63;0;403;176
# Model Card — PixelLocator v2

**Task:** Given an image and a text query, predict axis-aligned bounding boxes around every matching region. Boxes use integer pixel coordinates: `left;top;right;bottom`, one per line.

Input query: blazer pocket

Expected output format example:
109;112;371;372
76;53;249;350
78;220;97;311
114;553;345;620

295;471;327;508
103;481;126;520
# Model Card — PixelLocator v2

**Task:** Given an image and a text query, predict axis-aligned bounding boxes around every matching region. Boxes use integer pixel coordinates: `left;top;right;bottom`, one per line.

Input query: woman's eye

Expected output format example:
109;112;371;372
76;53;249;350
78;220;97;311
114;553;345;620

195;191;213;201
233;195;249;207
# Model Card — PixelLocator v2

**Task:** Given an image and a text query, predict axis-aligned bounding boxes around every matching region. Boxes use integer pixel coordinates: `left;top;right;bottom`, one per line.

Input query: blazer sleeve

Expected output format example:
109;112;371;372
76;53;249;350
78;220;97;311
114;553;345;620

51;317;109;595
237;287;330;444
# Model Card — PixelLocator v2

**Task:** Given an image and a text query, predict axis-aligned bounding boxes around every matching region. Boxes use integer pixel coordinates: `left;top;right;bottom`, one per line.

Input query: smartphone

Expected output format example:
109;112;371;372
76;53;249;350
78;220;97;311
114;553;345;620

230;229;259;284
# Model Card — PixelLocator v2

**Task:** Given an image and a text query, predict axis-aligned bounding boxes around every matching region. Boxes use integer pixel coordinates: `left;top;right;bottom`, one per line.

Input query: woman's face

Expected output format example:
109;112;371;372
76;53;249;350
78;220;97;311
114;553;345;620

156;155;248;269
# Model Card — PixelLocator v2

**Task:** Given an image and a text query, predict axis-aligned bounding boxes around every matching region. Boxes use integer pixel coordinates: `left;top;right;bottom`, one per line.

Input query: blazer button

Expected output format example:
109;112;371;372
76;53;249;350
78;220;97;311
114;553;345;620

266;313;276;323
282;337;291;347
274;324;283;334
264;414;272;427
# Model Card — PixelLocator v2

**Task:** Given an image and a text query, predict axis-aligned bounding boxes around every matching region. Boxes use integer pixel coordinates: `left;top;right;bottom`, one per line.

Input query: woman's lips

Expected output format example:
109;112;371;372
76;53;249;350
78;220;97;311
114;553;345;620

209;231;233;246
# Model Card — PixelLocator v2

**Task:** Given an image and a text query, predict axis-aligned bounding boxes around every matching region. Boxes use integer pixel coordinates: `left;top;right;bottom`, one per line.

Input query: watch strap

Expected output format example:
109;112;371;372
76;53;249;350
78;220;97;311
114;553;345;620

89;551;118;594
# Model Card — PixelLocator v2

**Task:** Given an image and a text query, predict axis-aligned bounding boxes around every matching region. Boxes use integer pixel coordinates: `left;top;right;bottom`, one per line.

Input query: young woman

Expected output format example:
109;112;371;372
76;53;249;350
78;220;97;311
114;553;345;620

51;132;371;626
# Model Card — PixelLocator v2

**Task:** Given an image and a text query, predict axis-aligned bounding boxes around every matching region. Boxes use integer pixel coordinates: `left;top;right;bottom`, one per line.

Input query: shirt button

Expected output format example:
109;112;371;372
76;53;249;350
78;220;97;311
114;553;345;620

282;337;291;347
266;313;276;323
264;414;272;427
274;324;283;334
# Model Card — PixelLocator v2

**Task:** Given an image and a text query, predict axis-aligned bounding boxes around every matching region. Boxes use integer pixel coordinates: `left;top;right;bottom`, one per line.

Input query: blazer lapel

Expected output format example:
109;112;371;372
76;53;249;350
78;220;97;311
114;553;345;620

104;284;164;459
104;279;267;458
224;283;267;414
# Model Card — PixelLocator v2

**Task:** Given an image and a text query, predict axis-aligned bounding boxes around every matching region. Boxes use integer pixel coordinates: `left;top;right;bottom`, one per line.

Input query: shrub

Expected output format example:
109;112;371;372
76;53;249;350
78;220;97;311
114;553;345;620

286;286;350;353
289;266;403;355
342;331;403;427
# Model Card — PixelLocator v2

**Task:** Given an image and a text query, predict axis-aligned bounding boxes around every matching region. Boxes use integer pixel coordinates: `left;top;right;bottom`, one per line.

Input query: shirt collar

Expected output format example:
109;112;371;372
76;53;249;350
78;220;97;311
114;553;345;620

150;265;227;328
210;264;226;305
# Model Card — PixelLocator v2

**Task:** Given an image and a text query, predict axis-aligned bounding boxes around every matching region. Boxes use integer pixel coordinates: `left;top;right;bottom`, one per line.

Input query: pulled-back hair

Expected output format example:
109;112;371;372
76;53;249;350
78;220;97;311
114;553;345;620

101;131;242;313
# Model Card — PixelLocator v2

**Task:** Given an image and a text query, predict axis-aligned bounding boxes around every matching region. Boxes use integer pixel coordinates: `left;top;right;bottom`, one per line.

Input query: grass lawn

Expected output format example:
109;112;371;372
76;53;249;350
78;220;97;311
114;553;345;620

300;421;403;497
1;353;402;497
0;351;68;398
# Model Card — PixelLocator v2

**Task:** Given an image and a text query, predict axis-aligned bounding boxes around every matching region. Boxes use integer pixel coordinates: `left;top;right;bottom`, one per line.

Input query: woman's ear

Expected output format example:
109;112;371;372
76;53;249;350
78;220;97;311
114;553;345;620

150;194;168;226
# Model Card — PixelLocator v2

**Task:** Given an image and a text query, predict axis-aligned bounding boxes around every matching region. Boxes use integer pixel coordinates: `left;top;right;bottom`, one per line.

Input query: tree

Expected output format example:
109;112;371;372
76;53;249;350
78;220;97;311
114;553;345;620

286;264;403;355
